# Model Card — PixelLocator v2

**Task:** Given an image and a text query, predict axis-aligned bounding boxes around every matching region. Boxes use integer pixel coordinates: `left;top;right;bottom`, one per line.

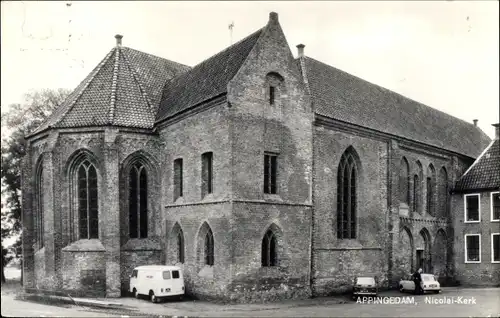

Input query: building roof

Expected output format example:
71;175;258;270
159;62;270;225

29;45;190;136
155;28;263;123
454;139;500;192
299;57;491;158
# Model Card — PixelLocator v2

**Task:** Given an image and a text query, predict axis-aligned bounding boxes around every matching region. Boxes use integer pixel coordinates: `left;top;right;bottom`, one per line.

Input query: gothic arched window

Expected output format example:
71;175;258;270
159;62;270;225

35;162;44;249
77;160;99;239
177;229;185;264
262;229;278;267
337;147;358;239
129;163;148;238
204;228;214;266
399;157;410;205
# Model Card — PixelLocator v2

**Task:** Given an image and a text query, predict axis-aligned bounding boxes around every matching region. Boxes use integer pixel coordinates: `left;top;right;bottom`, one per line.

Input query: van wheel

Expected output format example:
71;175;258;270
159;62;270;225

150;291;157;303
133;289;139;299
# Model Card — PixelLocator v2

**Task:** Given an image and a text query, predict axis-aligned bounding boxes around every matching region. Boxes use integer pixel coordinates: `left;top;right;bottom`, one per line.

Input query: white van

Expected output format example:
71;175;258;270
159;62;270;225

129;265;185;303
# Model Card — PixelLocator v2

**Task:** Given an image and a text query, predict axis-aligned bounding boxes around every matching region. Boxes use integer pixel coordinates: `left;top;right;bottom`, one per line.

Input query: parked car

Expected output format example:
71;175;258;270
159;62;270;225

129;265;185;303
352;276;378;299
398;273;441;294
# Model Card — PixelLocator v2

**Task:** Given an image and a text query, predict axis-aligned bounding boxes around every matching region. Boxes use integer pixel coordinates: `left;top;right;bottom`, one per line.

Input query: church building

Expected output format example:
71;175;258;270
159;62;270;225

22;12;493;302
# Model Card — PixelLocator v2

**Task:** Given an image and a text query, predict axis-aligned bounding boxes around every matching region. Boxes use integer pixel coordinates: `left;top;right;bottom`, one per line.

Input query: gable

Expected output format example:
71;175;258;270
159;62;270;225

156;28;263;123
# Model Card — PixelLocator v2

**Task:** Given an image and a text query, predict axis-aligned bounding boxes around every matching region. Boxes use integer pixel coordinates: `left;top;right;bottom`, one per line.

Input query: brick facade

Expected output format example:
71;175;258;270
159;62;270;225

22;11;492;302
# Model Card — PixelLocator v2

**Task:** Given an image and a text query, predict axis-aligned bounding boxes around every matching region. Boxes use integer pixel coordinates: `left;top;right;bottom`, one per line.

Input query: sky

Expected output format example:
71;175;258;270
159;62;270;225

1;1;499;138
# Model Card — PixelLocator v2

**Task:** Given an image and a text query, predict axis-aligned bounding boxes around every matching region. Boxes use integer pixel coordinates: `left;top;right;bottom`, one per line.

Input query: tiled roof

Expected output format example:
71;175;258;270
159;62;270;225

156;28;263;123
299;57;491;158
454;139;500;192
29;46;190;136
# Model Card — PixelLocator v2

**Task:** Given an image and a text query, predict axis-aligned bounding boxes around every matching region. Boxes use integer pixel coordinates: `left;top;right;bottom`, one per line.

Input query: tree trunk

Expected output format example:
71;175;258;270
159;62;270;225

20;259;23;285
1;265;5;283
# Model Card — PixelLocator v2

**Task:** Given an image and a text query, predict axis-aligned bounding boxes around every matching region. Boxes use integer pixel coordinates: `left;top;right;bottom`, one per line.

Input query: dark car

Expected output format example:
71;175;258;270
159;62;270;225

352;276;378;299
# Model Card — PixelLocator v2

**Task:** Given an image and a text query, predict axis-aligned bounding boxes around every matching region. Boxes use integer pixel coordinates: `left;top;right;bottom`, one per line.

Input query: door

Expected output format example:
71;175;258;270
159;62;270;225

416;249;424;271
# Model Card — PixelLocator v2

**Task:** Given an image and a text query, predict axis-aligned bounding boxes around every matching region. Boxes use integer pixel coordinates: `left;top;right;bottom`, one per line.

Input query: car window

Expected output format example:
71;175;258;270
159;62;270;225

172;270;180;279
132;270;138;278
422;275;435;281
356;277;375;285
163;271;171;280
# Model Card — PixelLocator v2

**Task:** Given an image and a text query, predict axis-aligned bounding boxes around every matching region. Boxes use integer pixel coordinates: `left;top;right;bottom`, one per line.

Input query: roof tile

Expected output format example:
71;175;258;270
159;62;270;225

301;57;491;158
454;139;500;191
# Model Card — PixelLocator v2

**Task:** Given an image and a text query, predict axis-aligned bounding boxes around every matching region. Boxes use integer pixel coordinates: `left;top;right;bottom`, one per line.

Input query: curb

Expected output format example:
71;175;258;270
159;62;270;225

16;293;129;310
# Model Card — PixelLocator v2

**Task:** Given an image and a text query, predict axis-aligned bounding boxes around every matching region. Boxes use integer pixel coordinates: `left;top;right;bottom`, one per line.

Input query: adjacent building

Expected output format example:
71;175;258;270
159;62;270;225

21;12;494;302
451;124;500;286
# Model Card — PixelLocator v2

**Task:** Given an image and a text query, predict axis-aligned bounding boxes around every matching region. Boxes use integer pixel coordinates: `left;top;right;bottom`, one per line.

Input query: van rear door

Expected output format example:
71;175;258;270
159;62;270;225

170;269;184;294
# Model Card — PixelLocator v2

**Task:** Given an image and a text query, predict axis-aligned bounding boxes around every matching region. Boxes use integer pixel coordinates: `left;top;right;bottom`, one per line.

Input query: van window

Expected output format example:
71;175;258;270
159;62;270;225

163;271;171;280
132;270;138;278
172;270;180;279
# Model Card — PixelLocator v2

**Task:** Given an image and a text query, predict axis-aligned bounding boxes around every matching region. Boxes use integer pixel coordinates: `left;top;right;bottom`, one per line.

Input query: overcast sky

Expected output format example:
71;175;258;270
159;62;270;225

1;1;499;138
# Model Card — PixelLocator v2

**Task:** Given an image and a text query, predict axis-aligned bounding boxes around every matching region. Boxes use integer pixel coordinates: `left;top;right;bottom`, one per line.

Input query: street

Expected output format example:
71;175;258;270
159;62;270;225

1;294;117;317
2;282;499;317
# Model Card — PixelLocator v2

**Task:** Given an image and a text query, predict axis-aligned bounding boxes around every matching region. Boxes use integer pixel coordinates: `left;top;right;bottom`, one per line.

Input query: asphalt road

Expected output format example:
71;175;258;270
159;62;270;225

1;294;117;317
2;284;499;317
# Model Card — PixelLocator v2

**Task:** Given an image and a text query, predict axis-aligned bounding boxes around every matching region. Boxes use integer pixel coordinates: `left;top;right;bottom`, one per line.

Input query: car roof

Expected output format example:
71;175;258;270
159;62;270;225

134;265;181;271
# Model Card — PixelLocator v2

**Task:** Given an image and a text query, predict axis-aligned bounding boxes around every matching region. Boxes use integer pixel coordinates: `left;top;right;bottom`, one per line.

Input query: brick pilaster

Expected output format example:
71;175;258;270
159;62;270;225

103;128;121;297
387;140;401;288
21;147;35;288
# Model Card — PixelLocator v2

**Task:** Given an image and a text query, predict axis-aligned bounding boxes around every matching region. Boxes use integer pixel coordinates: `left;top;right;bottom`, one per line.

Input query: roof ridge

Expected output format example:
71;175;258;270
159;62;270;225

57;48;117;128
120;49;156;116
303;56;489;133
108;47;121;124
189;27;263;70
121;46;191;70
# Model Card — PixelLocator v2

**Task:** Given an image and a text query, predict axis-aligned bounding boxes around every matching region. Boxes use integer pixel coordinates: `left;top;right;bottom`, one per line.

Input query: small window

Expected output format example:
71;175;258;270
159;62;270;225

162;271;171;280
262;229;278;267
204;229;214;266
464;194;480;222
173;158;183;201
132;270;138;278
201;152;213;197
269;86;275;105
172;270;180;279
491;192;500;221
263;153;278;194
465;234;481;263
492;233;500;263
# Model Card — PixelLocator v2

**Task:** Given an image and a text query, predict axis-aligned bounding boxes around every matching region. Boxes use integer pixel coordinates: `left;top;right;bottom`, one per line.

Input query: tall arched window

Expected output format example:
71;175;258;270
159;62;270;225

35;162;44;249
438;167;448;218
413;161;424;214
337;147;358;239
262;229;278;267
413;174;419;213
77;160;99;239
426;164;436;216
204;228;214;266
399;157;410;205
129;162;148;238
177;229;185;264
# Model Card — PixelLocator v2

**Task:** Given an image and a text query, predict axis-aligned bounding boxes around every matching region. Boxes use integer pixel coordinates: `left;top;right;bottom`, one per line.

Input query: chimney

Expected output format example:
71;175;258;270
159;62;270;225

493;123;500;140
269;12;278;23
115;34;123;46
473;119;478;127
297;44;305;58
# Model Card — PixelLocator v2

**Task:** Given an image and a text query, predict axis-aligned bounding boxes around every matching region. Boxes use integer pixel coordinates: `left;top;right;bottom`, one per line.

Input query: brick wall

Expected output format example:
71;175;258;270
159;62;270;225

312;126;388;294
452;192;500;286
